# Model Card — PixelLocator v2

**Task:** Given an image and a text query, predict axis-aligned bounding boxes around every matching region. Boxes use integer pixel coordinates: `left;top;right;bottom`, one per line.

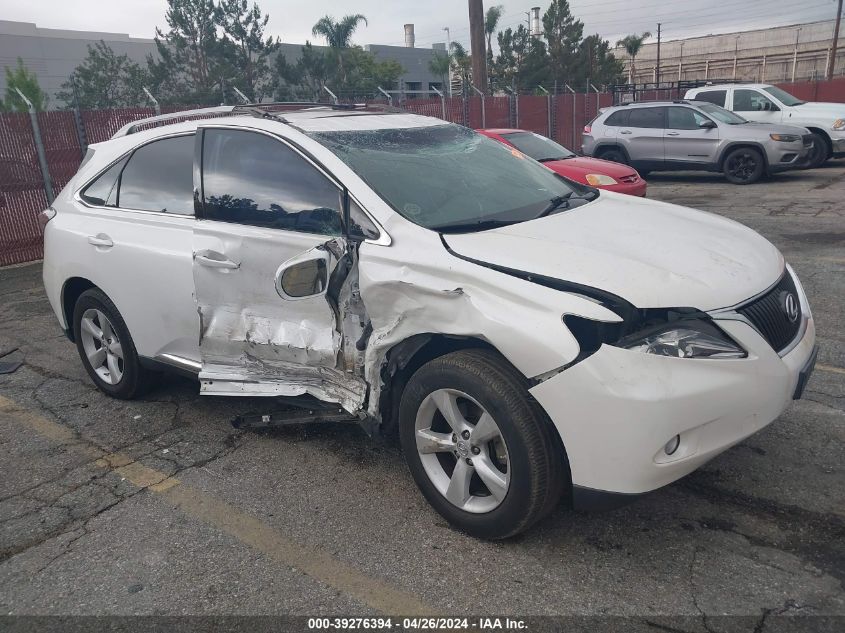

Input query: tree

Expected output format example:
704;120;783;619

150;0;224;104
217;0;279;101
616;31;652;84
484;5;504;67
55;41;149;109
428;52;451;91
449;42;472;92
273;42;328;100
542;0;584;87
311;14;368;83
575;35;624;88
495;25;548;92
2;58;48;112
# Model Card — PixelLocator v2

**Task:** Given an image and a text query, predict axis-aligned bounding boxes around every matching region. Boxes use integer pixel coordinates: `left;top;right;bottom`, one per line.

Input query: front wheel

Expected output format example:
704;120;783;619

599;147;628;164
398;349;567;539
805;133;830;168
723;147;764;184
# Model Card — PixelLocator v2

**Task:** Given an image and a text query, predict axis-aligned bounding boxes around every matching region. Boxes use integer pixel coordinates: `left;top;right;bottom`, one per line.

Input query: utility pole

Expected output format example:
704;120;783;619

828;0;843;80
678;41;684;81
468;0;488;94
792;28;801;82
655;23;661;87
444;27;453;97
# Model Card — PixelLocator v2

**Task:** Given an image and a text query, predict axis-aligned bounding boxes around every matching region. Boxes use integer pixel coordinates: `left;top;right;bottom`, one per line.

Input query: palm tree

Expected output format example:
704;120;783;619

311;14;368;83
428;52;451;93
484;5;505;61
616;32;651;84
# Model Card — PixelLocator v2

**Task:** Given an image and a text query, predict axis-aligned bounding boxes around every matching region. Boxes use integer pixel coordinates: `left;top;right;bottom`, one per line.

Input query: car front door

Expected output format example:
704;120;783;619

730;88;783;124
664;106;720;165
192;126;368;411
619;106;665;168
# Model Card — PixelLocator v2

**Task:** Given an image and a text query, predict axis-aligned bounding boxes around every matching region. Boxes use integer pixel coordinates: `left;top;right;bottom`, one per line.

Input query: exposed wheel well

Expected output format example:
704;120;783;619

595;144;629;161
61;277;96;342
718;143;769;170
806;127;832;156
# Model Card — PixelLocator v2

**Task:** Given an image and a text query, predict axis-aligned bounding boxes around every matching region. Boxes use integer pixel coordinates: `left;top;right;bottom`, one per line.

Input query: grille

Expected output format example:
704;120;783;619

619;174;639;183
737;272;802;352
802;134;814;147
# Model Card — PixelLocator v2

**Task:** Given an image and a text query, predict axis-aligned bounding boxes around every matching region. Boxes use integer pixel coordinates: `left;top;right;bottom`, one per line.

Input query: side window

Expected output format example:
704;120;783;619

80;157;127;206
628;107;664;128
604;110;630;126
733;89;775;112
349;199;380;240
117;135;195;215
666;107;710;130
201;129;343;236
695;90;727;107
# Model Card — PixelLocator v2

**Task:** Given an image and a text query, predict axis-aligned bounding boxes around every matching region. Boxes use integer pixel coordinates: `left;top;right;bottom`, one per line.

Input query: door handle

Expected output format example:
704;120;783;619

194;250;240;269
620;130;632;134
87;234;113;248
666;132;680;136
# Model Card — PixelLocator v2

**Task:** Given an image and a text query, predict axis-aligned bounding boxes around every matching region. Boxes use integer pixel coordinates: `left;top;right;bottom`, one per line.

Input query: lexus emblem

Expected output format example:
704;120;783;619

781;291;799;323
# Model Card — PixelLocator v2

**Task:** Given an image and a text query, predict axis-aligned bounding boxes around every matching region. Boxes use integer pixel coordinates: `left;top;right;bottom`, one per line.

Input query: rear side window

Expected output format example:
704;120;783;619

117;135;195;215
201;128;343;236
628;107;664;128
694;90;727;107
80;157;127;207
604;110;630;126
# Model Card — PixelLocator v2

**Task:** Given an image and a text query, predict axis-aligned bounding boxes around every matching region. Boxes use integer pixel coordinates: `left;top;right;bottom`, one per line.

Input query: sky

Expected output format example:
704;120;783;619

0;0;837;49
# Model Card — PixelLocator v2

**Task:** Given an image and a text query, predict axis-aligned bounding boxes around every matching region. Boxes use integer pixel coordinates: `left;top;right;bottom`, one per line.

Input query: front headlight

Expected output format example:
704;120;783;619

832;119;845;131
615;320;746;359
585;174;617;186
769;133;800;142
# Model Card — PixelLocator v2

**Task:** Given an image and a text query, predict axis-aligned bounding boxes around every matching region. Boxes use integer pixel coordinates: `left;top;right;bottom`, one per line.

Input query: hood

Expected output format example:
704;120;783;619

739;122;810;137
545;156;638;182
443;193;783;311
784;101;845;121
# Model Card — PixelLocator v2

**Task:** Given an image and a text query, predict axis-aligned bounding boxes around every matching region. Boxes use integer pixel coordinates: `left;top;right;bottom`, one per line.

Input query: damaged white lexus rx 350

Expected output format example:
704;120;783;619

42;105;818;539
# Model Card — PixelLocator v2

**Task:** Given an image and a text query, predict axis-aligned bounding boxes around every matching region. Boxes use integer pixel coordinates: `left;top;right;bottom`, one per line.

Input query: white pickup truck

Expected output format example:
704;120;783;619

684;83;845;168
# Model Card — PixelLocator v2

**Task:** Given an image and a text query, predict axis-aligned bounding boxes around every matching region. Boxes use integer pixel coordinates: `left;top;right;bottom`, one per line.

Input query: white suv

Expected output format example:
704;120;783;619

685;83;845;167
42;105;818;539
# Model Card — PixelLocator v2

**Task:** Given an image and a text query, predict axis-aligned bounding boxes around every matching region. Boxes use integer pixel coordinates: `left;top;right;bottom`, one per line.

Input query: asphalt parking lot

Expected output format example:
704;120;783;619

0;165;843;622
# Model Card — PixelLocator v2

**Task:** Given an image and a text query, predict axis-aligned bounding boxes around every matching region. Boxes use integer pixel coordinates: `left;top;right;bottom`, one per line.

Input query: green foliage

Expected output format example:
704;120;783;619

428;52;451;89
56;41;150;108
484;5;504;69
616;31;652;82
217;0;280;101
311;14;368;49
2;58;48;112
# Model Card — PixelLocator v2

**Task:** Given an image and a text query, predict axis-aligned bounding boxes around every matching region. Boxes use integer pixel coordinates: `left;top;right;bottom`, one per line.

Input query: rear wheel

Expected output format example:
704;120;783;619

723;147;764;184
598;147;628;165
399;349;567;539
806;132;830;168
73;289;156;399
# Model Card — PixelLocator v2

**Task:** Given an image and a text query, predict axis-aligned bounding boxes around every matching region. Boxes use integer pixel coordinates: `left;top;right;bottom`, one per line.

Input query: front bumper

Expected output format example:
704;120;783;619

530;310;816;499
767;142;811;173
603;180;647;197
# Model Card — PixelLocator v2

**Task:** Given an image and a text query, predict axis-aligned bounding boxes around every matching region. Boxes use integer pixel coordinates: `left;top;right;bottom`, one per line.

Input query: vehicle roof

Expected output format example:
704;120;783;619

478;128;527;135
686;83;772;91
605;100;711;110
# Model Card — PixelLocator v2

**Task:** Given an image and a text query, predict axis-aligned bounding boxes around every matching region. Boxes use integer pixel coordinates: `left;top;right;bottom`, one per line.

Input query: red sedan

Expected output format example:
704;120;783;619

477;128;647;197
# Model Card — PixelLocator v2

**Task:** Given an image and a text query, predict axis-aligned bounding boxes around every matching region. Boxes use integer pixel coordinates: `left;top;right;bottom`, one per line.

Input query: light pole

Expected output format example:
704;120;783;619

444;27;452;97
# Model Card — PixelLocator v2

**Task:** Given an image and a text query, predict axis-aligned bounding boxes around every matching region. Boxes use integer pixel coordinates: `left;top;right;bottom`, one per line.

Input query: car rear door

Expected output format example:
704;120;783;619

191;125;367;411
73;133;200;366
664;106;720;165
620;106;665;167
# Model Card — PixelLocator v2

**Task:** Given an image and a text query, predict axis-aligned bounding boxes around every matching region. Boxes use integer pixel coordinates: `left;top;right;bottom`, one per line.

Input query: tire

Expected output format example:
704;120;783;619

722;147;765;184
598;147;628;165
398;349;567;539
72;288;156;399
805;132;830;168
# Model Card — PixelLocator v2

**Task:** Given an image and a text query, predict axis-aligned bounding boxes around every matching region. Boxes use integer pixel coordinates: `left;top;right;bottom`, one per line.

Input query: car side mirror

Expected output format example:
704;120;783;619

698;119;716;129
276;254;330;300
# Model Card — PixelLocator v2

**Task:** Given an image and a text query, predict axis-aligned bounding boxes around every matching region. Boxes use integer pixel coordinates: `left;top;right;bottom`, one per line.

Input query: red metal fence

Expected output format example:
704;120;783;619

4;79;845;267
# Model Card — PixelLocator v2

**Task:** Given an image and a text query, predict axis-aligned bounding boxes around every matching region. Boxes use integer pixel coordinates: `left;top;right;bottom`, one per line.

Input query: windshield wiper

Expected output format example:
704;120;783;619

534;193;574;218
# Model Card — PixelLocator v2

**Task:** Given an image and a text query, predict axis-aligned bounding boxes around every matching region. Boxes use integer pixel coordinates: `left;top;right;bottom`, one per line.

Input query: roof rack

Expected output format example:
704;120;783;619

111;101;402;138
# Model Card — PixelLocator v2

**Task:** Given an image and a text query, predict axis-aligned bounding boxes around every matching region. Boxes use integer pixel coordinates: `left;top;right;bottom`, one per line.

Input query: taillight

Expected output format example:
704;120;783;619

583;125;592;134
38;207;56;233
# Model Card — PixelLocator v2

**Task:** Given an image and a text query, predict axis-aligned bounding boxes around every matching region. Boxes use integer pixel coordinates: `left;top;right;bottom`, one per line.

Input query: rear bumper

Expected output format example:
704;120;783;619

530;311;816;497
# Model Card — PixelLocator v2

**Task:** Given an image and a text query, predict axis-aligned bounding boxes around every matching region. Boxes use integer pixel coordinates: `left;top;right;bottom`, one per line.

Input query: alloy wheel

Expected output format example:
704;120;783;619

726;152;758;182
414;388;510;513
79;308;124;385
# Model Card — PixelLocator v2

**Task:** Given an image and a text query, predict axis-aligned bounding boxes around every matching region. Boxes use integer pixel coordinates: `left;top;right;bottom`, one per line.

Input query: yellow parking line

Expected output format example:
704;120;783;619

1;395;433;615
816;363;845;376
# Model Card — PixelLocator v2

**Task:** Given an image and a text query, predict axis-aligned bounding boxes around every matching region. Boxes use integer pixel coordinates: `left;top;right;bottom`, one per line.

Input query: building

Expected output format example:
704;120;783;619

614;19;843;85
0;20;443;107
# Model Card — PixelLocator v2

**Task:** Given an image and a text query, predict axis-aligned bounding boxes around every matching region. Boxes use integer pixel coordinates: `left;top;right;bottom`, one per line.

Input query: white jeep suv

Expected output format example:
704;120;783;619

41;105;818;538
